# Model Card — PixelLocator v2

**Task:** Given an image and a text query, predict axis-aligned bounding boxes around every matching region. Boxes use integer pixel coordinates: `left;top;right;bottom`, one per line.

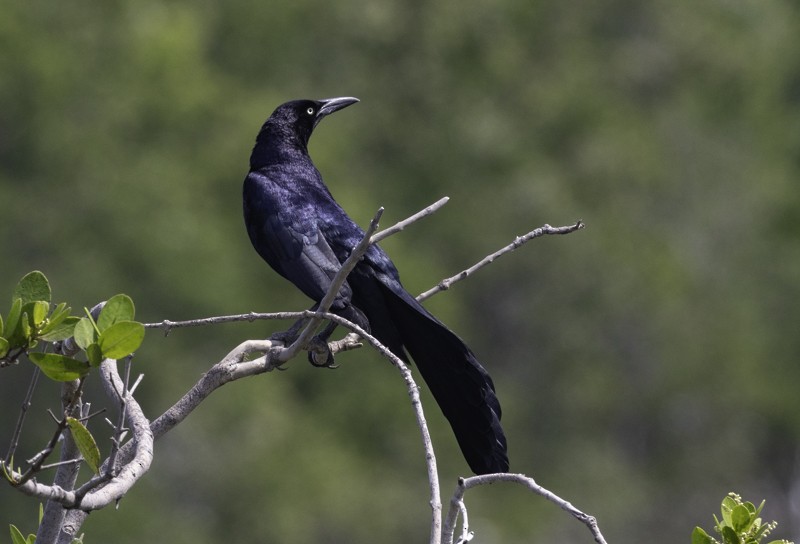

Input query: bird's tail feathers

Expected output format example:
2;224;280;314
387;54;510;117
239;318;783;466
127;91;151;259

377;281;509;474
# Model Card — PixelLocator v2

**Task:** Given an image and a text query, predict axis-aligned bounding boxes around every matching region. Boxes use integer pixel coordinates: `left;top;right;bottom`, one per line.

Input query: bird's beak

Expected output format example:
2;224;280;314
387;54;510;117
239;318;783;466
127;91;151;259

315;97;359;126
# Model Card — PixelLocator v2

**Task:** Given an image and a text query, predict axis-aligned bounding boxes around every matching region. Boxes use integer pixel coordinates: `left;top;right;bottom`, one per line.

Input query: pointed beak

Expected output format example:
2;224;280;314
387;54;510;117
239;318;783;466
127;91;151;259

315;97;359;126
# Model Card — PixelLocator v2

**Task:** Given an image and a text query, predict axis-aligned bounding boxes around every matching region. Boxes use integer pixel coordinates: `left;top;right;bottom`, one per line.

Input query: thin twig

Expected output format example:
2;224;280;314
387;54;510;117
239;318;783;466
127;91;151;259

144;311;314;331
142;220;585;332
72;358;153;509
5;366;41;464
371;196;449;244
443;473;608;544
288;311;443;544
11;379;85;487
37;381;85;544
105;357;133;478
143;196;454;332
455;498;472;543
106;309;445;543
417;220;584;302
128;211;584;543
38;459;84;471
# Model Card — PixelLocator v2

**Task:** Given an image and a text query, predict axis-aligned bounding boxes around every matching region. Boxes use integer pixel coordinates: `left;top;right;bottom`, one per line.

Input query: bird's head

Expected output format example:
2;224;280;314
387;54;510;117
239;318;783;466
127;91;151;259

256;97;360;151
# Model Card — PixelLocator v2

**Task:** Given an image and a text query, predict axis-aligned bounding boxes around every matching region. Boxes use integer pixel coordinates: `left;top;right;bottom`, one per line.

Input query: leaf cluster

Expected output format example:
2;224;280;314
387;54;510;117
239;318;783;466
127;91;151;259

692;493;793;544
0;271;145;381
0;271;76;364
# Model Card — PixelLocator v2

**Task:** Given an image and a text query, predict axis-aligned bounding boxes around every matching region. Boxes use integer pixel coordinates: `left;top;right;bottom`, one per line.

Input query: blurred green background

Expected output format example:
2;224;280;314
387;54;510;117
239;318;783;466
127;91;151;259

2;0;800;542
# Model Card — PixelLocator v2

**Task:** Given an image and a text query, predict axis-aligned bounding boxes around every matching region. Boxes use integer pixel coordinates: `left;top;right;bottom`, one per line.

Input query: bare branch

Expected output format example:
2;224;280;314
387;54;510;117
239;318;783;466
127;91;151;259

141;214;581;333
12;380;85;487
9;359;154;512
125;211;583;543
149;339;278;439
144;311;303;331
443;472;608;544
37;383;85;544
143;197;454;334
5;366;41;464
72;358;153;509
292;312;443;544
371;196;449;244
105;357;134;479
127;310;445;543
142;220;585;335
56;510;86;544
417;220;584;302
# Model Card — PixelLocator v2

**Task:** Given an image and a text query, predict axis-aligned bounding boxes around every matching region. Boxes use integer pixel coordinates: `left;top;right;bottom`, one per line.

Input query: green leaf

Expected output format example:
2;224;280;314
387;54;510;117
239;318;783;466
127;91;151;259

13;271;51;305
32;300;50;326
19;312;31;339
98;321;145;359
0;312;4;336
38;503;44;525
86;343;103;366
732;504;752;532
722;496;738;526
39;316;79;342
97;294;135;332
73;317;98;350
45;303;71;330
692;527;714;544
9;524;26;544
28;353;90;382
721;526;741;544
0;337;9;358
6;298;22;340
66;417;101;474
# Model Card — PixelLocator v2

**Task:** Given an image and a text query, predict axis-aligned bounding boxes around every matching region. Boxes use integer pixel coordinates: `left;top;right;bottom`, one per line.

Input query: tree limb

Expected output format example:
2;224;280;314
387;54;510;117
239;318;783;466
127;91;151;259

417;220;584;302
5;201;586;543
443;472;608;544
370;196;449;244
8;359;154;512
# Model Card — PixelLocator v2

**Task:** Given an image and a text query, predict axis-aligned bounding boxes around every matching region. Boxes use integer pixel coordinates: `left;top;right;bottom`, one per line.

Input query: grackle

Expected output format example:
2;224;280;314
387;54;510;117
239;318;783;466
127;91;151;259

242;97;509;474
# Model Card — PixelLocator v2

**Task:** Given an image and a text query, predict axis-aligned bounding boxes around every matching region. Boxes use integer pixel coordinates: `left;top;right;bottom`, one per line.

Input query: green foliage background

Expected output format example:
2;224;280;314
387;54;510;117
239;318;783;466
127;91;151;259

2;0;800;542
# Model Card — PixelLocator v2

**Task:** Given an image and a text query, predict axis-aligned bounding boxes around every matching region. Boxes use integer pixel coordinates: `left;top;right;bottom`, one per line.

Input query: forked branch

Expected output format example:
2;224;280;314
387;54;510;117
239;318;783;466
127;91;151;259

5;198;592;544
443;473;608;544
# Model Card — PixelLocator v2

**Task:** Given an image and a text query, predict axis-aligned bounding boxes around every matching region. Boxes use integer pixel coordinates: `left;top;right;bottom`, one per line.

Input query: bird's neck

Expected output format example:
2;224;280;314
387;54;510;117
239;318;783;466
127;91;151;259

249;123;310;170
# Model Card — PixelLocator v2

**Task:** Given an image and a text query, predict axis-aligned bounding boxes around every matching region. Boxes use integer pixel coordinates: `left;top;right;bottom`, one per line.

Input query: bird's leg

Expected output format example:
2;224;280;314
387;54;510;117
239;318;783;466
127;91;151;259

307;321;338;368
269;311;314;345
266;309;316;371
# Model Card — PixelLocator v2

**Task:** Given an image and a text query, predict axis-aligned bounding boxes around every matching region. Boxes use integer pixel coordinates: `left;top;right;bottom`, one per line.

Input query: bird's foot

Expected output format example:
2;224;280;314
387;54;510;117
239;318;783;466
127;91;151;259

307;336;337;369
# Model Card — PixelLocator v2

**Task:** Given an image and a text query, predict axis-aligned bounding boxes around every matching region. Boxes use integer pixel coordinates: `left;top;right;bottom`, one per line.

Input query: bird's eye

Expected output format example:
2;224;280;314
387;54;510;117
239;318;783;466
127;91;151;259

306;107;315;115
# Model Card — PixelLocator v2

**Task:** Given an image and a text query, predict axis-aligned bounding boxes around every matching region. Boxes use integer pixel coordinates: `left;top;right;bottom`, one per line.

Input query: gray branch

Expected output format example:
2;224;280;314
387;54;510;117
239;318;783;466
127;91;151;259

4;198;588;543
417;220;584;301
10;359;153;513
443;472;608;544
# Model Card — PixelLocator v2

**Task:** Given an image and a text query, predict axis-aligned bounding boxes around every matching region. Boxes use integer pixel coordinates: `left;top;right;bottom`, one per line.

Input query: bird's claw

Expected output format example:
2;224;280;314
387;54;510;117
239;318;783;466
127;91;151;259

307;337;337;369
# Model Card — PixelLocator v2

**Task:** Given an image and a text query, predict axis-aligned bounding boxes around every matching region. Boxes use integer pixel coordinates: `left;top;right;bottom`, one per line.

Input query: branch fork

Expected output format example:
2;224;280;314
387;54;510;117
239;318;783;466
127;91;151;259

5;197;593;544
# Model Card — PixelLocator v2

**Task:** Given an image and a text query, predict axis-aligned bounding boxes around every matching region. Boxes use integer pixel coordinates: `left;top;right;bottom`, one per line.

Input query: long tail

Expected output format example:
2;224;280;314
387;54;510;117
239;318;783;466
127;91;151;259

377;281;509;475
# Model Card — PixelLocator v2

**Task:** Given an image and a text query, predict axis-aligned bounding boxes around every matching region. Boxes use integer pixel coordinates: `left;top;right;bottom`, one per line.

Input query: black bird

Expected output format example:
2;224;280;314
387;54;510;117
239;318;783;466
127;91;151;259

243;97;509;474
